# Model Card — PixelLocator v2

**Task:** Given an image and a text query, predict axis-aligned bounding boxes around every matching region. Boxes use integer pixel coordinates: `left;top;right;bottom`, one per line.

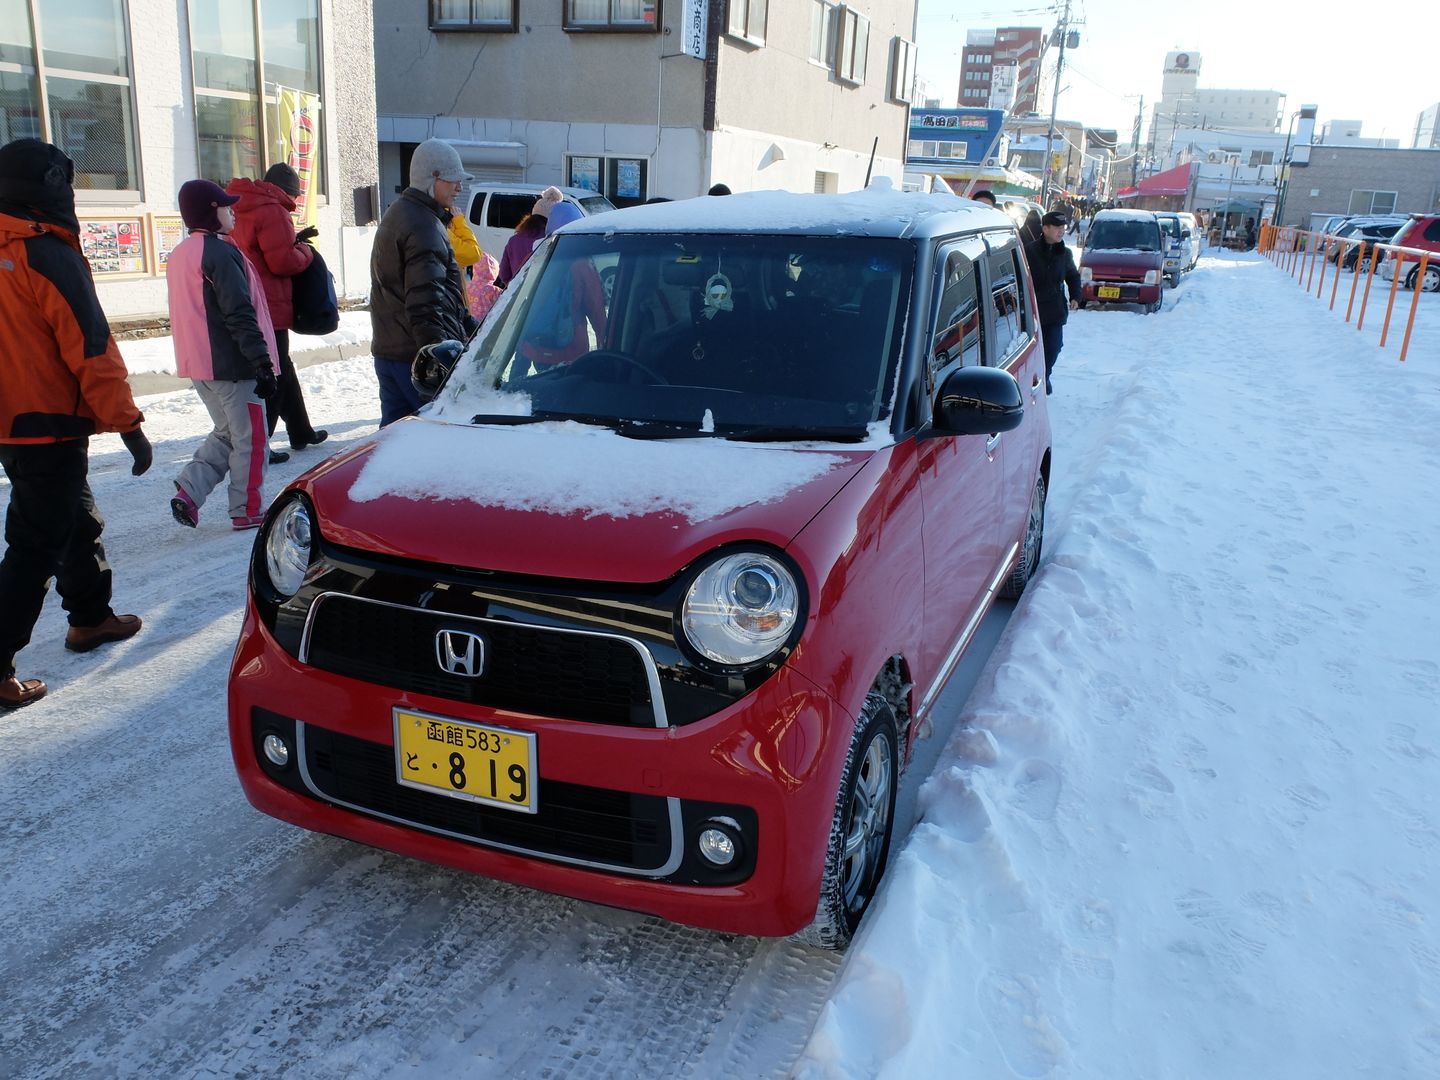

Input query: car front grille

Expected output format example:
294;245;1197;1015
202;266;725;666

300;721;678;873
302;593;658;727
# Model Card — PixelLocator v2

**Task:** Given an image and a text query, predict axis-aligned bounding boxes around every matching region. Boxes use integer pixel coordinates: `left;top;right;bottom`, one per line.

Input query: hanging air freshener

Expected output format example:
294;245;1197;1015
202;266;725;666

701;271;733;320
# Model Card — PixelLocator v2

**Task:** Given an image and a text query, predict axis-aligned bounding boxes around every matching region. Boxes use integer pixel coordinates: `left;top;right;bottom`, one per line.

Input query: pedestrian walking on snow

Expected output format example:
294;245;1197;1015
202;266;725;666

226;163;327;461
167;179;279;531
0;138;151;709
369;139;477;426
1023;210;1082;395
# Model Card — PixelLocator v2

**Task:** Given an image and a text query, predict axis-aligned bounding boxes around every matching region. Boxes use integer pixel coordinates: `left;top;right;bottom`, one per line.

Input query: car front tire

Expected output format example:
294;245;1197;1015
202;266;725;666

794;693;899;951
1001;474;1046;599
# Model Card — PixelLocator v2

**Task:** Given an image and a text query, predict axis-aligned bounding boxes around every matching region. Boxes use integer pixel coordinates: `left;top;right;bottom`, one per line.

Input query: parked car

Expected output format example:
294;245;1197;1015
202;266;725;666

228;189;1053;950
1326;216;1407;265
997;195;1045;231
465;182;615;260
1377;214;1440;291
1177;212;1202;270
1079;209;1165;313
1155;211;1196;285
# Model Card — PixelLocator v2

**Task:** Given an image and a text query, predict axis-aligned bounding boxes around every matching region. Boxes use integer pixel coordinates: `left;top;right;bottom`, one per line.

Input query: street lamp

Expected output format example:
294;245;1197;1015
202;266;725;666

1274;109;1302;224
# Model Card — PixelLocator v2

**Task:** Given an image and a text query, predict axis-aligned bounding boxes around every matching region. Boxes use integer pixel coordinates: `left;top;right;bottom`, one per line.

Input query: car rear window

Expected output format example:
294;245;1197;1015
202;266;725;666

485;193;536;230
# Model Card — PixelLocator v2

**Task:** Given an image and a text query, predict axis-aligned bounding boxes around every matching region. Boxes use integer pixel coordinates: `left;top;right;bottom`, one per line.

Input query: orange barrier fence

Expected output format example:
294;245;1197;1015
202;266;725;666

1259;224;1433;362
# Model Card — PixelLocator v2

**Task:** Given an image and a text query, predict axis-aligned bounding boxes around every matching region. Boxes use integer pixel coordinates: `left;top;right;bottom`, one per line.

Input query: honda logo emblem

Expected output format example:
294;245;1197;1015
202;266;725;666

435;629;485;678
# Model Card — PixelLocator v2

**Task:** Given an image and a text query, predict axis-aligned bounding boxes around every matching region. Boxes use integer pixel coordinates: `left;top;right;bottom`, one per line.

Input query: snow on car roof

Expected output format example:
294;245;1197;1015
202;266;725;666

562;179;1014;239
1093;209;1159;222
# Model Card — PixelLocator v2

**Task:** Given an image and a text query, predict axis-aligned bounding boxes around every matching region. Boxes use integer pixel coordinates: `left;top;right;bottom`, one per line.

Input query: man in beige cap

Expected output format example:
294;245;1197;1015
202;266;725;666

369;138;477;425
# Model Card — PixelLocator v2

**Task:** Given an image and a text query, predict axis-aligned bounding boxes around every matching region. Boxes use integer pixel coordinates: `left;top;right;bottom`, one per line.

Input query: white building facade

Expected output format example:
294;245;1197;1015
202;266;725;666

374;1;918;213
1;0;378;319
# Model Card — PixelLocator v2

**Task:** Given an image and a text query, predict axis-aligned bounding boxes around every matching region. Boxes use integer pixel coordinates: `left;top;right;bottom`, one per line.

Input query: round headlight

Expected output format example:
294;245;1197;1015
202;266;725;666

263;498;313;598
680;552;801;666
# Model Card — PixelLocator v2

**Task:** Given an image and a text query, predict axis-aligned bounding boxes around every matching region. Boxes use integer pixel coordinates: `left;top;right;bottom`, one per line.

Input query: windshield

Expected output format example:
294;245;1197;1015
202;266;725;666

1088;218;1161;251
431;232;915;439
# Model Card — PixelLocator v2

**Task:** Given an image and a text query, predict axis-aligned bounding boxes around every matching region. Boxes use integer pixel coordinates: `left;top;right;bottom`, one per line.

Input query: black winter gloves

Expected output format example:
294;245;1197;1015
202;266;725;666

120;427;152;476
296;225;319;243
254;365;279;400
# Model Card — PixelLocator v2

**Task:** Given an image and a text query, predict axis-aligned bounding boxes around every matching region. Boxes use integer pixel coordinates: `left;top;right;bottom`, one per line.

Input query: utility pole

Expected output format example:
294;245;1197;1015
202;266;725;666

1130;95;1143;187
1040;0;1072;207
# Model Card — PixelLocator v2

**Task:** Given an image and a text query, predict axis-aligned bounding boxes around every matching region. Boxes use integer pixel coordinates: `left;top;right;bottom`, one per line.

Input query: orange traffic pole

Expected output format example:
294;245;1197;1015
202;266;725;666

1329;240;1345;310
1398;253;1430;362
1345;242;1366;322
1316;235;1330;298
1379;253;1405;349
1357;246;1382;330
1305;234;1320;291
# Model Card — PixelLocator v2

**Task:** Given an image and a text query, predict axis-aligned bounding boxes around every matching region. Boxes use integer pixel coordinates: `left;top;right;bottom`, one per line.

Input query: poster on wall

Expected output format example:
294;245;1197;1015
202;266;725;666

277;86;321;228
77;217;149;276
150;214;187;273
567;156;601;193
615;159;642;200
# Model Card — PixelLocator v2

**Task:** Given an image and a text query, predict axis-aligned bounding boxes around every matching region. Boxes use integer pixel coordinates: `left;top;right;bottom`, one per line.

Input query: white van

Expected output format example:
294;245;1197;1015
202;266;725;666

464;183;616;260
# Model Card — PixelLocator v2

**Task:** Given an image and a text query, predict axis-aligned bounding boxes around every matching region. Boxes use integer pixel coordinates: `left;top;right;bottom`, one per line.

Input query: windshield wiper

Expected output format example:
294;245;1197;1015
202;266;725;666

470;413;546;426
722;425;869;444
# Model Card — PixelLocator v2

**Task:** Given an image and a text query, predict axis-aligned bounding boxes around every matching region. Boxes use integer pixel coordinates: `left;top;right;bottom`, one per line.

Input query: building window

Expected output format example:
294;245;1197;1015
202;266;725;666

835;7;868;84
564;0;658;30
889;37;915;103
1348;189;1397;215
566;153;648;208
190;0;327;207
429;0;518;31
0;0;142;197
727;0;767;45
808;0;837;66
1248;149;1274;166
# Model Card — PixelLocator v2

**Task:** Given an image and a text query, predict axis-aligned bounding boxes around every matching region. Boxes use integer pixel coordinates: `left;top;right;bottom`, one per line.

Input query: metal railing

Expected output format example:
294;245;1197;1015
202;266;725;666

1259;225;1434;362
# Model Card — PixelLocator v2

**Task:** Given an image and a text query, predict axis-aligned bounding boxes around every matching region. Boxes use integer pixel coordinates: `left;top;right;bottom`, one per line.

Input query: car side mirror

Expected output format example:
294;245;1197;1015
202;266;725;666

1182;229;1191;239
927;366;1025;438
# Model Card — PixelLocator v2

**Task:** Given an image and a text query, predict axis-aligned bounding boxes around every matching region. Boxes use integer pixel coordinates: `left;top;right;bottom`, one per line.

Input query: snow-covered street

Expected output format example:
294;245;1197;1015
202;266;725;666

3;248;1438;1079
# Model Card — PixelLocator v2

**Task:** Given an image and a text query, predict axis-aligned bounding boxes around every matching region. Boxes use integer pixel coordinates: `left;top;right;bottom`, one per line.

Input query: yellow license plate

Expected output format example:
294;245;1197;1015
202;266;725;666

1098;286;1122;299
394;709;538;814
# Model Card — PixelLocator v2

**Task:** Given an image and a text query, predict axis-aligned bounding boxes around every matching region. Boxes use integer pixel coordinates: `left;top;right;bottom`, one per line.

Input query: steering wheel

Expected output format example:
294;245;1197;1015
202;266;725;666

570;349;670;385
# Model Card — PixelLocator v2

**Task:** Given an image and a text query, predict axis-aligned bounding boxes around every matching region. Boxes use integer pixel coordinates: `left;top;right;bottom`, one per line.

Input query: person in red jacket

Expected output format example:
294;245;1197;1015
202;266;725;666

226;164;327;460
0;139;151;709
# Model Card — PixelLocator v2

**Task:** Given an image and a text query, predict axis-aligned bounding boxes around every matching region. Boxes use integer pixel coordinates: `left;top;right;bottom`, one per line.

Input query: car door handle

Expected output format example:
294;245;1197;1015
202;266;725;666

985;433;1001;455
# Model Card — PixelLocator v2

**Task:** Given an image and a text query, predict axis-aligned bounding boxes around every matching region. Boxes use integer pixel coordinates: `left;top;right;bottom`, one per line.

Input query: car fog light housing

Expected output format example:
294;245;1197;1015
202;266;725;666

1144;269;1160;286
697;821;741;867
262;733;291;767
263;497;313;598
680;552;801;666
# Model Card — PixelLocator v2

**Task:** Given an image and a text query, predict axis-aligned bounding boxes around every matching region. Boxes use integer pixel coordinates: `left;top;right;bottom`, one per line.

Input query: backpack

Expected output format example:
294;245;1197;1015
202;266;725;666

290;242;340;335
525;262;575;349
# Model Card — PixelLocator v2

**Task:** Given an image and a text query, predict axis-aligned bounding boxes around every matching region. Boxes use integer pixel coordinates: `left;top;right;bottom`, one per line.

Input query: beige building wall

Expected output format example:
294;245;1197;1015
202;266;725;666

373;0;916;202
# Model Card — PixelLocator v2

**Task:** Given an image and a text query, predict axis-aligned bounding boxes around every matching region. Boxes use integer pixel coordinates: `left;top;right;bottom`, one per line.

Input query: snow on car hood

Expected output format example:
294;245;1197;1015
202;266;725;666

301;416;875;582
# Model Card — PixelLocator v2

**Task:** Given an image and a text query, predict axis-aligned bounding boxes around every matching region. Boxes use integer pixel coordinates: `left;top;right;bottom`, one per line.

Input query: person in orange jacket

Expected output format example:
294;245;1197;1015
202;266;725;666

0;139;151;709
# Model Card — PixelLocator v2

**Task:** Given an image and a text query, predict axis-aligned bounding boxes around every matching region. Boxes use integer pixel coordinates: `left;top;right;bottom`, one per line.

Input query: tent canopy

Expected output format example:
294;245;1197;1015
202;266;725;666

1211;198;1262;214
1115;162;1194;200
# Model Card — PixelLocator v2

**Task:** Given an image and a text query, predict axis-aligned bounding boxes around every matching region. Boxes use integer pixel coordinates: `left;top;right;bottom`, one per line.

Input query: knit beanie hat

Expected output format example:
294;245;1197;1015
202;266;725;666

0;138;78;231
532;186;563;218
178;178;240;231
544;201;583;237
264;162;302;197
409;139;472;198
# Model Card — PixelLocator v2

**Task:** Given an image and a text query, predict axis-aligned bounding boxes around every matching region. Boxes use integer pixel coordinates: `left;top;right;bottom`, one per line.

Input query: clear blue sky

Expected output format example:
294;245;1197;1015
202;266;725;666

914;0;1434;144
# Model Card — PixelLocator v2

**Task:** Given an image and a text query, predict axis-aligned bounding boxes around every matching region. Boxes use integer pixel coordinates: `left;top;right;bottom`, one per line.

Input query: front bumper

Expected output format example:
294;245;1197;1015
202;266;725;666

228;601;853;937
1083;280;1161;305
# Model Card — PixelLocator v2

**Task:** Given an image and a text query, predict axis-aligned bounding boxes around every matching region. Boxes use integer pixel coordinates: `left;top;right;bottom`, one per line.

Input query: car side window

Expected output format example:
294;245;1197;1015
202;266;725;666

984;244;1025;363
1424;219;1440;243
486;194;535;230
928;247;983;386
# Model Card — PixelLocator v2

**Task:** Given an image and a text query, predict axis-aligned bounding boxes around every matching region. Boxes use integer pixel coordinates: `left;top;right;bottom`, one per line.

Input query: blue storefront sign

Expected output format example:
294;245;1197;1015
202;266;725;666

907;108;1005;164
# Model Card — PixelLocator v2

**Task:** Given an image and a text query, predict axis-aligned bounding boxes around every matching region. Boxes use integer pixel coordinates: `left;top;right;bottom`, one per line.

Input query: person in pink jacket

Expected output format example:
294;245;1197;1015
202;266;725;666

227;164;327;460
166;180;279;531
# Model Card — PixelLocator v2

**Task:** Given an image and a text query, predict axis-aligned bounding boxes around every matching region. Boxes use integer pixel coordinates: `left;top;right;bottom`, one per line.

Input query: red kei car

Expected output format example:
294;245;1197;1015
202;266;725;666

1079;209;1166;313
229;188;1052;949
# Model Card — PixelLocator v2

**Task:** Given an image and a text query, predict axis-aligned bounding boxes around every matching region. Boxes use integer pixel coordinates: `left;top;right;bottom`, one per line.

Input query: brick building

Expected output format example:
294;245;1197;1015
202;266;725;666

1276;146;1440;228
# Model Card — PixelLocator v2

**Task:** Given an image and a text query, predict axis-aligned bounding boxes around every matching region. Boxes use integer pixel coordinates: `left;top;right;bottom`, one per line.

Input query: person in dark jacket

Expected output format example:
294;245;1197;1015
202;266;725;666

227;163;327;459
167;179;280;531
369;139;477;426
0;139;151;708
1023;210;1082;395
